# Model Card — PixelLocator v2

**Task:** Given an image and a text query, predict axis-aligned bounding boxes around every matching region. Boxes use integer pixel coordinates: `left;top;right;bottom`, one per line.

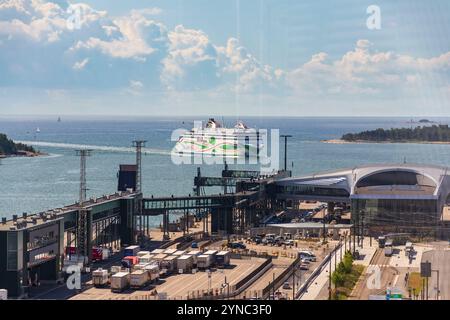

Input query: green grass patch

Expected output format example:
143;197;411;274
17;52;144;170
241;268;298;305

331;252;365;300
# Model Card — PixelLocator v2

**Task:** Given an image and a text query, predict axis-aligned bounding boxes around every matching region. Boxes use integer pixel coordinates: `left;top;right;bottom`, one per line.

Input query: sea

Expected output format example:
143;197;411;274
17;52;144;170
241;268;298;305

1;116;450;225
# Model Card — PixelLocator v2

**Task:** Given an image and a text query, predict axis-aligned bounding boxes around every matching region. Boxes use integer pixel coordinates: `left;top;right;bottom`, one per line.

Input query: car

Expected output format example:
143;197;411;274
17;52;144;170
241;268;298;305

284;240;295;246
191;242;198;248
282;281;291;289
228;242;246;250
299;263;309;270
301;258;311;264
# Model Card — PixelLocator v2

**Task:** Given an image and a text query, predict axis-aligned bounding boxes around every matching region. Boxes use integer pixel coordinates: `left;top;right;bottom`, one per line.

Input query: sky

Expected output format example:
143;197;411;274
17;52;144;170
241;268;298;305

0;0;450;117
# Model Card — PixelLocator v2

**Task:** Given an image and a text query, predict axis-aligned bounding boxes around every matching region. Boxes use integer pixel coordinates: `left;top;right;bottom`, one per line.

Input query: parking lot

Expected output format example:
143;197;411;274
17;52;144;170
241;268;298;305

70;257;266;300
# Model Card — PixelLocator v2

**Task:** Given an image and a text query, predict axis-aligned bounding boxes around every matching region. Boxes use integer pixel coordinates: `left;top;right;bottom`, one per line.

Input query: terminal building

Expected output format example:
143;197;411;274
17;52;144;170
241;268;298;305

275;163;450;238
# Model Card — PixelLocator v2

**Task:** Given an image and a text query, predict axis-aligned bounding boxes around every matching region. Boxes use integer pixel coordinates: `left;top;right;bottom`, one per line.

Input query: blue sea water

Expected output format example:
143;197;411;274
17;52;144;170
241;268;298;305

1;116;450;225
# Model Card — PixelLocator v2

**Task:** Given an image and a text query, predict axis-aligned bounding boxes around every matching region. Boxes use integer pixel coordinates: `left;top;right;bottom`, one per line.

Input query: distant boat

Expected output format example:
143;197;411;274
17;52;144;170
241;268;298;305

36;127;41;133
57;117;61;122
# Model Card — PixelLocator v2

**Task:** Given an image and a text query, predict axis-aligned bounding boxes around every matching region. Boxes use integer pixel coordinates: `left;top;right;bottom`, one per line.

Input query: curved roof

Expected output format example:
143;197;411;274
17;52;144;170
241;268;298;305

276;163;450;200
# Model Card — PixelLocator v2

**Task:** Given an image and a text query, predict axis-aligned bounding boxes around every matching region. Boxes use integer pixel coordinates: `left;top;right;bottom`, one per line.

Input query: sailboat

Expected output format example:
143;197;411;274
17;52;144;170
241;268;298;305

36;127;41;133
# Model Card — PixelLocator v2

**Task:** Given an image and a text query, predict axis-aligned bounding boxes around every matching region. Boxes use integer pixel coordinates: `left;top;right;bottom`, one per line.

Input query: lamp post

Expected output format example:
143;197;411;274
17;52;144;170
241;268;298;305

280;135;292;171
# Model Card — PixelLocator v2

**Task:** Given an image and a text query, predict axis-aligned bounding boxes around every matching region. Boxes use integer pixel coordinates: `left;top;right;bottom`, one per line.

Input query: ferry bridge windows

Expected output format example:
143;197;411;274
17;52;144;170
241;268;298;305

355;170;436;189
278;185;350;198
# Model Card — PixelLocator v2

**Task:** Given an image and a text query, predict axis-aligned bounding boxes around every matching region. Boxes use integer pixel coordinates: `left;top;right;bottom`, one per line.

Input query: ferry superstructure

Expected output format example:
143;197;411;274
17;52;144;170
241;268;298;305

173;119;265;157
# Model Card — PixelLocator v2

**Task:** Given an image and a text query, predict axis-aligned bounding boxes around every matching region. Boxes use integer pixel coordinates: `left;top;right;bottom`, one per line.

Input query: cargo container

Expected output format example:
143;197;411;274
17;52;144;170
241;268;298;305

176;255;194;272
139;254;154;264
151;248;165;255
216;251;231;267
204;250;218;265
121;256;139;268
134;262;150;270
111;272;130;292
92;268;109;287
110;265;122;274
144;264;160;282
173;250;186;257
187;250;201;265
130;270;150;289
137;251;151;257
152;253;168;262
124;245;140;257
197;255;213;270
163;248;177;255
161;255;178;273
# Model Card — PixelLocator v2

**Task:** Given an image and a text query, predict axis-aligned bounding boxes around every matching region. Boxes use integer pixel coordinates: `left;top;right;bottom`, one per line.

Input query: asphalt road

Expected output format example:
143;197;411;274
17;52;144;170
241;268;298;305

422;250;450;300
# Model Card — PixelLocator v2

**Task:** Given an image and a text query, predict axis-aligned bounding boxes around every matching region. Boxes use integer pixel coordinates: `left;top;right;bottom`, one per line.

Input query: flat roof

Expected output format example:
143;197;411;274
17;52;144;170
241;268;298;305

267;222;352;229
0;190;135;232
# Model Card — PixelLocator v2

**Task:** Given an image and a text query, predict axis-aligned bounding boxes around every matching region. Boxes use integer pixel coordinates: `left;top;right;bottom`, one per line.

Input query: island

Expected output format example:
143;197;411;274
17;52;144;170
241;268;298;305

0;133;42;158
324;124;450;144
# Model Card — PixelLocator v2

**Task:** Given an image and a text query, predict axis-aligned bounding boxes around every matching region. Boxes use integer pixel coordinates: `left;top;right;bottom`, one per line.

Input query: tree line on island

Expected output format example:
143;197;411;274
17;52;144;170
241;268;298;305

0;133;36;157
342;125;450;142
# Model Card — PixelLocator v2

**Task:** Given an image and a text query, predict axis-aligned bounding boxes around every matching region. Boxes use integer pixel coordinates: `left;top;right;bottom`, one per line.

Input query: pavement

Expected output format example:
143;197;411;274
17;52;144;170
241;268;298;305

299;243;345;300
422;249;450;300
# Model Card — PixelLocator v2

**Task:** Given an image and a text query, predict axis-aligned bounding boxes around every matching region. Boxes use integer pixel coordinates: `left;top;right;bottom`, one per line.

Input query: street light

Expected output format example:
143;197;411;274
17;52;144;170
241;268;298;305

280;135;292;171
222;276;230;300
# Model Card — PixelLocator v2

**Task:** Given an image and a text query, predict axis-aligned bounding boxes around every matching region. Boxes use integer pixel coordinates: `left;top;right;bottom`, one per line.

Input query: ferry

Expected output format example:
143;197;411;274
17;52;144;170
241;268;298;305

173;118;265;157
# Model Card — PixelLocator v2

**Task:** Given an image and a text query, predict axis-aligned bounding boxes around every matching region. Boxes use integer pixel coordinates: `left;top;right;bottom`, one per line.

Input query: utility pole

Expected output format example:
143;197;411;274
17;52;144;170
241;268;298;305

328;252;332;300
280;135;292;171
133;140;146;243
76;149;92;262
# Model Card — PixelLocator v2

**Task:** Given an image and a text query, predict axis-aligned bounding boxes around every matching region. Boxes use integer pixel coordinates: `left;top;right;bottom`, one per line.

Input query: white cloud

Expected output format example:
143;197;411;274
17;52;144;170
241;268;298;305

286;39;450;97
0;1;449;113
72;58;89;70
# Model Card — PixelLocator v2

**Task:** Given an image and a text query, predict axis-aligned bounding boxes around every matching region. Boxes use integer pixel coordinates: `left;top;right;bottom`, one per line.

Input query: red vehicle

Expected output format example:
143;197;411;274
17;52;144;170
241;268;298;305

121;256;139;268
65;246;77;255
92;247;111;262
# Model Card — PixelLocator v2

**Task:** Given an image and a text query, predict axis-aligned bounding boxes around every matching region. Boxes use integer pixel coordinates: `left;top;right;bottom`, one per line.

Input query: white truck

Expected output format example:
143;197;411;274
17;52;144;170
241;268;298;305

162;255;178;273
197;254;213;270
111;272;130;292
187;250;201;265
92;268;109;287
144;264;160;282
384;240;394;256
176;255;194;273
130;270;150;289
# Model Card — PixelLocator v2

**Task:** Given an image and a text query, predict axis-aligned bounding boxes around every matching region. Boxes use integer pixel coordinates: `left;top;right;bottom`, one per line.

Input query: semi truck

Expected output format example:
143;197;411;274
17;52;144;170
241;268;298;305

216;251;231;267
92;268;109;287
130;270;150;289
197;254;213;270
144;264;160;282
124;245;140;257
111;272;130;292
177;255;194;273
384;240;393;256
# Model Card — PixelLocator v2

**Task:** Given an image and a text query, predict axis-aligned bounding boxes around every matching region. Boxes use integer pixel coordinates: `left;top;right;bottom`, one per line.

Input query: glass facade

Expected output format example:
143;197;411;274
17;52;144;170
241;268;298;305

277;185;349;197
352;199;439;236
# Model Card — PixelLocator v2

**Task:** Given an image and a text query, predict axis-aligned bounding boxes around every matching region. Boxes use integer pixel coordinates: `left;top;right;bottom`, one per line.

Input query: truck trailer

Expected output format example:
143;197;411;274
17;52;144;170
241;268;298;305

197;254;213;270
92;268;109;287
111;272;130;292
216;251;231;267
130;270;150;289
